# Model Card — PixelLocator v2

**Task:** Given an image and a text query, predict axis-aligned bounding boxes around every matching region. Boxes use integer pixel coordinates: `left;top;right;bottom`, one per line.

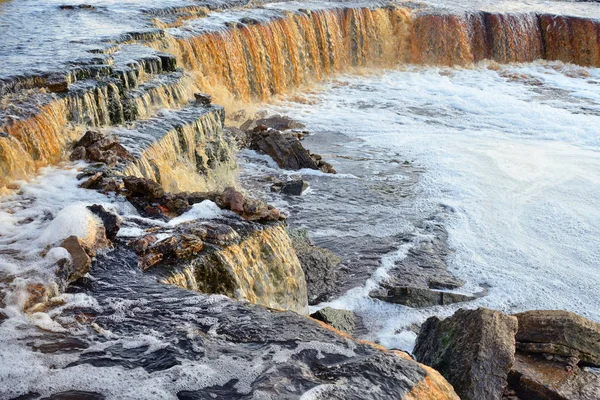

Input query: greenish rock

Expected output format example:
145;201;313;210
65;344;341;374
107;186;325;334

310;307;356;335
414;307;518;400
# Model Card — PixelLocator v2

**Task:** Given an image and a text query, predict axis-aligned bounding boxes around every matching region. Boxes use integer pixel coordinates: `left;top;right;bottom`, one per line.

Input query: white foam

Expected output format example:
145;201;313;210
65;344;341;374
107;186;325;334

272;62;600;351
168;200;226;225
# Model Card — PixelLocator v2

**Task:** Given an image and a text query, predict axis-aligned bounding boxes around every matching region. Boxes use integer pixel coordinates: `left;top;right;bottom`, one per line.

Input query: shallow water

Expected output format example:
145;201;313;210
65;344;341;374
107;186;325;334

252;61;600;349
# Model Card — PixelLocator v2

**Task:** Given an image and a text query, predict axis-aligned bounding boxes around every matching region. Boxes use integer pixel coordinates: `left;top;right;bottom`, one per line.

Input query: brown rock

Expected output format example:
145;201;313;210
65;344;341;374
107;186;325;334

508;352;600;400
79;172;104;189
70;146;87;161
221;187;245;213
123;176;165;199
515;310;600;367
57;236;92;283
414;308;518;400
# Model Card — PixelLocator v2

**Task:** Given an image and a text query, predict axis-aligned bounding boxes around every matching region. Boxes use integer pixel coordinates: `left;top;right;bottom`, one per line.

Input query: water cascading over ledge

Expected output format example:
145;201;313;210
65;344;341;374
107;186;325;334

1;6;599;190
166;7;600;103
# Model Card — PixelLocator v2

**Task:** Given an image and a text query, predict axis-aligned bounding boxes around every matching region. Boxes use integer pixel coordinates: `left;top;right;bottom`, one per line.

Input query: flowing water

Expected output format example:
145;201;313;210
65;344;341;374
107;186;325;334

1;0;600;397
244;61;600;349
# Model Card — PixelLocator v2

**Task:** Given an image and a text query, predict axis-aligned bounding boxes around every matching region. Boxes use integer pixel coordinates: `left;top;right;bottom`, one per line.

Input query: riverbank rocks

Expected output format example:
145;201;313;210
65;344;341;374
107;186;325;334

241;114;306;132
414;308;600;400
288;229;341;304
56;236;92;284
514;310;600;367
414;308;518;400
310;307;356;335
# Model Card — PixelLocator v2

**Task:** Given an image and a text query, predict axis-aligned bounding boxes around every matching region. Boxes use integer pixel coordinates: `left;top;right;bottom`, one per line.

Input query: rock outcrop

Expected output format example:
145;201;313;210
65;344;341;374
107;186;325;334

140;221;309;315
414;308;518;400
288;229;341;305
247;125;335;173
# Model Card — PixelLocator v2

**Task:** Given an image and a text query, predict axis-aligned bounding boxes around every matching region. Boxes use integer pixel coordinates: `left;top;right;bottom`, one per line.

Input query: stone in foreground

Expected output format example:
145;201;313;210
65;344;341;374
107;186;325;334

414;307;518;400
514;310;600;367
310;307;356;335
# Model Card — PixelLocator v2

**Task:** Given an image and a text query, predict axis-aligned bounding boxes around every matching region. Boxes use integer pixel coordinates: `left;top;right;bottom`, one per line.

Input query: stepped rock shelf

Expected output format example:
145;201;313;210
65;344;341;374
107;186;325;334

1;0;599;398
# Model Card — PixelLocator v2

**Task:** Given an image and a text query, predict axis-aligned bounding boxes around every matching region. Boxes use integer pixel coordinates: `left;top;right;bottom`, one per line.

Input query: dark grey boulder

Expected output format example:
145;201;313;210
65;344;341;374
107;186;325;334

414;307;518;400
272;179;310;195
311;307;356;335
288;229;341;305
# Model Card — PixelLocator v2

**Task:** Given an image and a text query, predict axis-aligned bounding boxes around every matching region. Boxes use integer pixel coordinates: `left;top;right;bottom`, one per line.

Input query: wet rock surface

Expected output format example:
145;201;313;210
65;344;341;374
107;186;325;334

2;248;459;399
247;124;335;174
414;308;518;400
310;307;356;335
370;286;476;308
288;229;341;305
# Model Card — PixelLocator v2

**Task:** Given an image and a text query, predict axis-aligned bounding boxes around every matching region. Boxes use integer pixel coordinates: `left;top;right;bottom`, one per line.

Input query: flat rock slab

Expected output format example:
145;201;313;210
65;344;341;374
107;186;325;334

508;353;600;400
414;307;518;400
515;310;600;367
370;286;476;308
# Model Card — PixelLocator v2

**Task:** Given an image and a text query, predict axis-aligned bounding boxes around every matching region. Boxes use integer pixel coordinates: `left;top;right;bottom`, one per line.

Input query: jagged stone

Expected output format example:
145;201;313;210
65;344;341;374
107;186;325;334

123;176;165;199
87;205;121;241
249;128;320;170
194;92;212;106
514;310;600;367
289;229;341;305
57;236;92;284
311;307;356;335
79;172;104;189
507;353;600;400
370;286;476;308
241;114;306;132
414;307;518;400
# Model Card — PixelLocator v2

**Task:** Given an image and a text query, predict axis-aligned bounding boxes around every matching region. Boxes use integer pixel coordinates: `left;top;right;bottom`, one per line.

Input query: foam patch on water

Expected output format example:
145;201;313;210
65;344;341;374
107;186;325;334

271;62;600;351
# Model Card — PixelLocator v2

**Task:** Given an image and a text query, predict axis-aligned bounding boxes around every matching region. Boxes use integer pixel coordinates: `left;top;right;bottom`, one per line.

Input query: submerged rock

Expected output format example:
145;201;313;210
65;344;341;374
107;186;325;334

414;307;518;400
289;229;341;305
514;310;600;368
272;179;310;195
370;286;476;308
310;307;356;335
56;236;92;284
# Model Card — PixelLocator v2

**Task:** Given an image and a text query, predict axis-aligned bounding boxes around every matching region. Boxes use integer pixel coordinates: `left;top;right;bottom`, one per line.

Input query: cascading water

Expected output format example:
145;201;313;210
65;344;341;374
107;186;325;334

1;0;600;398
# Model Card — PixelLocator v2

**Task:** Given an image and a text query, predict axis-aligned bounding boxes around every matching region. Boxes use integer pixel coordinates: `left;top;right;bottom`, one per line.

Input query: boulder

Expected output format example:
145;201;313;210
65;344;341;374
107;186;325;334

194;92;212;106
414;307;518;400
310;307;356;335
272;179;309;195
370;286;476;308
57;236;92;283
514;310;600;367
288;229;341;304
87;205;121;241
507;353;600;400
123;176;165;199
71;130;132;167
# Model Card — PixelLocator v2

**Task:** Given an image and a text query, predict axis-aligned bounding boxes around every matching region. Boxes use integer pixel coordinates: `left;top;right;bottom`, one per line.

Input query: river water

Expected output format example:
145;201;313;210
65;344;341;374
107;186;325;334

243;61;600;349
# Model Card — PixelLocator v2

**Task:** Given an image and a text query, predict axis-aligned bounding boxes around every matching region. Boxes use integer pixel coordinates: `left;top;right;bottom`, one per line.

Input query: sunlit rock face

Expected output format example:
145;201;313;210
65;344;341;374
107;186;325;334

156;223;310;315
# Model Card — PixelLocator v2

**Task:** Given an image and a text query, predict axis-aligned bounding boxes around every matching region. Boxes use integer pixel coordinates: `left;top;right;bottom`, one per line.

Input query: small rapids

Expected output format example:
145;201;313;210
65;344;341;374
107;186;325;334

242;61;600;349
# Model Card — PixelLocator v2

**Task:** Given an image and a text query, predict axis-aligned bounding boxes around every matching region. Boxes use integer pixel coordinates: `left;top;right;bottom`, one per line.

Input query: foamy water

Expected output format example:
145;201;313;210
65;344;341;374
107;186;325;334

265;61;600;350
